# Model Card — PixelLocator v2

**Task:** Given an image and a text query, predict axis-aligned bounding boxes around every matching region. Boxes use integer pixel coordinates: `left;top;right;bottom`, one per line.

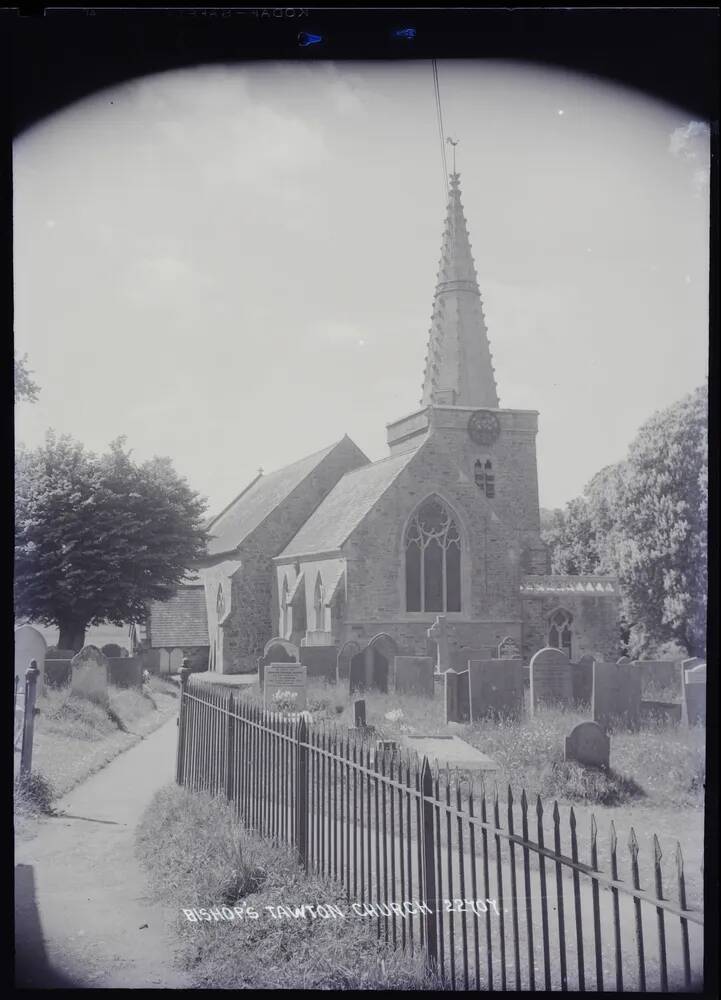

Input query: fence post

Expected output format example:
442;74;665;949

295;715;309;870
175;661;191;786
20;660;40;777
420;756;439;972
225;692;235;802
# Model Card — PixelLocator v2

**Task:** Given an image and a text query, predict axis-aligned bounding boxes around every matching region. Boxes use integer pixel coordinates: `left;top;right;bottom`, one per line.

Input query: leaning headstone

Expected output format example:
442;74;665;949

337;640;360;683
572;654;595;707
427;615;450;672
497;636;522;660
529;647;573;714
444;669;471;724
349;635;396;695
565;722;610;769
468;659;523;721
682;662;706;727
14;624;47;697
354;699;366;727
393;656;435;698
258;638;299;689
71;645;110;704
264;662;307;711
592;660;642;731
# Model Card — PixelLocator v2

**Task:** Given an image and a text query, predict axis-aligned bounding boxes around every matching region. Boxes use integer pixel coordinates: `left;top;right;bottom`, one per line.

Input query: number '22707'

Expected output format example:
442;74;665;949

443;898;501;916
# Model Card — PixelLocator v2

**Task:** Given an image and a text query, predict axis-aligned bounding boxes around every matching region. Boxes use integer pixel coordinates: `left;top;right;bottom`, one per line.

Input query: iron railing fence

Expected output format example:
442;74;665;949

176;676;704;991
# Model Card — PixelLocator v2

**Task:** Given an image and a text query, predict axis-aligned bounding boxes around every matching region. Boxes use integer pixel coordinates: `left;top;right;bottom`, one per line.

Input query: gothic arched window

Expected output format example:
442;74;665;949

474;459;495;498
280;576;290;638
404;496;462;613
313;573;325;631
216;584;225;621
548;608;573;658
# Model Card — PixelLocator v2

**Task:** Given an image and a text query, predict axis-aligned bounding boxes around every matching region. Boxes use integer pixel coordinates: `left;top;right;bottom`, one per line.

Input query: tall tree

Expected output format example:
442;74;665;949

542;385;707;656
613;384;707;656
15;432;210;650
14;352;40;403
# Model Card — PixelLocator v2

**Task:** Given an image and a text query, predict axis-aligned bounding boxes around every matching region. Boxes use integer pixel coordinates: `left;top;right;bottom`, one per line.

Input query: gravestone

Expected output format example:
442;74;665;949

592;660;642;731
264;662;307;711
300;645;337;683
572;654;595;706
682;662;706;727
468;660;523;721
354;699;366;727
257;638;299;689
71;645;110;704
497;636;522;660
451;646;497;670
44;659;72;688
14;624;47;697
529;647;573;714
635;659;680;694
349;634;397;695
444;669;471;724
616;656;631;664
427;615;450;672
564;722;610;769
107;656;143;688
393;656;435;698
337;640;360;683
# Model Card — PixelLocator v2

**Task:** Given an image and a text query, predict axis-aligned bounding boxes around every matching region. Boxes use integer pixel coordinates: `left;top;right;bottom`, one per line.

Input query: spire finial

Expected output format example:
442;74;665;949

446;136;459;175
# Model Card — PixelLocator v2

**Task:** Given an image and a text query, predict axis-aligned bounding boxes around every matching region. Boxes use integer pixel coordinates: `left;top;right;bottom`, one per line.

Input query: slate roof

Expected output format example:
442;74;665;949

278;449;418;559
206;439;354;557
148;586;209;648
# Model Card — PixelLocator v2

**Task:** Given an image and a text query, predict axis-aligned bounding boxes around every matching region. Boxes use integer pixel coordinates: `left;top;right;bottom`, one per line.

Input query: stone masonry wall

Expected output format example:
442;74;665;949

210;438;367;673
521;593;620;663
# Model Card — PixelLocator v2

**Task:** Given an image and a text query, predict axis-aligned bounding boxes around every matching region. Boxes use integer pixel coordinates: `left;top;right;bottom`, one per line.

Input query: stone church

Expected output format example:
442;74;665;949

148;172;619;673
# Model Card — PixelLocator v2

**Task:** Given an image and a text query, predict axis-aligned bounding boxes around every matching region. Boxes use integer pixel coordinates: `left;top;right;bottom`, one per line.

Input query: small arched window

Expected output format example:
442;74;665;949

313;573;325;631
474;459;495;498
216;584;225;620
404;496;462;613
548;608;573;658
280;577;290;638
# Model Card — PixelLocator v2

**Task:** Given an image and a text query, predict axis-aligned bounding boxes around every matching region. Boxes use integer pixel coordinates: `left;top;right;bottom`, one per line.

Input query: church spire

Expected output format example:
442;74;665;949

421;172;499;409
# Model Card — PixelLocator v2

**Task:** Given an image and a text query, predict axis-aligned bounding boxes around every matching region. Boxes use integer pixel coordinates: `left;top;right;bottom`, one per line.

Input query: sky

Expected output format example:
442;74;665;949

13;60;709;516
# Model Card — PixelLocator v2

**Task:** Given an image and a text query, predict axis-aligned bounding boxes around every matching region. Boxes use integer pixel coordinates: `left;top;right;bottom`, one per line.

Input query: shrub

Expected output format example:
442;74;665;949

15;770;55;815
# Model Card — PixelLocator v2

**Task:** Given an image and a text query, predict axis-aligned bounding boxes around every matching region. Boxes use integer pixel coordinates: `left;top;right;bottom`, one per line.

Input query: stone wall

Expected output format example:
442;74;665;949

206;439;365;674
521;592;619;663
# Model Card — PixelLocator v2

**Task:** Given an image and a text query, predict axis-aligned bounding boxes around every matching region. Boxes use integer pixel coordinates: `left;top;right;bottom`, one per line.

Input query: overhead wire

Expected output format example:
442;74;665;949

432;59;449;202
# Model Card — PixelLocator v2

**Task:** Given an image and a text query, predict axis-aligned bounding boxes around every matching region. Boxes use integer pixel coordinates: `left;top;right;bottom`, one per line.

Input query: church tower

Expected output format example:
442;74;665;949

421;172;499;409
386;168;546;566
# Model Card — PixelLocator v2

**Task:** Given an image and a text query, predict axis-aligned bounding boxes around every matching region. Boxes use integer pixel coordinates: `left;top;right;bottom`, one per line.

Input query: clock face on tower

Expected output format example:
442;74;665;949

468;409;501;446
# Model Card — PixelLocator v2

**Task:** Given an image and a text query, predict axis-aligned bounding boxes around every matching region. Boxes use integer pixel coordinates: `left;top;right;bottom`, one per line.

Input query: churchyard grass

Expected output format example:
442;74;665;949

136;784;448;990
15;676;180;839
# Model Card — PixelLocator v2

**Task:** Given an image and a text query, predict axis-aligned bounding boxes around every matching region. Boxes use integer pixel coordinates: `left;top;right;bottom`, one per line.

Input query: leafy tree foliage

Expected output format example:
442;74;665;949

542;385;707;656
15;432;210;651
14;353;40;403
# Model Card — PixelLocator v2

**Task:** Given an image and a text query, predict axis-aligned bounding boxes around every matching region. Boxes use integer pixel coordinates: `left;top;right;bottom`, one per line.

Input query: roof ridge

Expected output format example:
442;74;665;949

208;437;348;530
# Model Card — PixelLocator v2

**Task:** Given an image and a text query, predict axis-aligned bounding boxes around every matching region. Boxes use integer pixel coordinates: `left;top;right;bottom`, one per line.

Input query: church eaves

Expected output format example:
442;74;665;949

421;172;499;409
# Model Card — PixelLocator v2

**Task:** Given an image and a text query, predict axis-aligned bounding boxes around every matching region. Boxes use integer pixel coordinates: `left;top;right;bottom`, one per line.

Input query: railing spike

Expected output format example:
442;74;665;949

553;800;561;823
653;833;663;864
610;819;617;851
675;840;684;874
507;783;514;806
520;787;528;811
536;794;544;817
569;805;576;830
590;813;597;842
628;826;639;854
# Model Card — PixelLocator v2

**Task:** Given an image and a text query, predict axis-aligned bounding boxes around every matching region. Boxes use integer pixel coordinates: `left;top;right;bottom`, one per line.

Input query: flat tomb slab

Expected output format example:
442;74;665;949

399;735;498;771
